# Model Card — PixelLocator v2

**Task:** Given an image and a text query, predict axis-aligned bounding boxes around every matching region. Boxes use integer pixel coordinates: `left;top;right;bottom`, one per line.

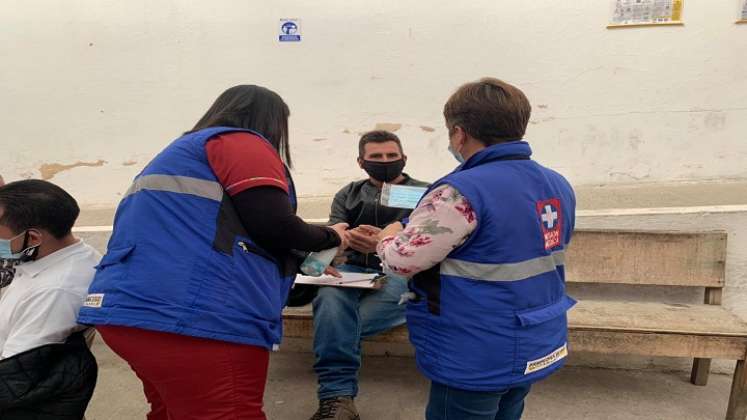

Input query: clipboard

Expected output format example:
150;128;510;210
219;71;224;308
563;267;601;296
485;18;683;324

294;273;388;290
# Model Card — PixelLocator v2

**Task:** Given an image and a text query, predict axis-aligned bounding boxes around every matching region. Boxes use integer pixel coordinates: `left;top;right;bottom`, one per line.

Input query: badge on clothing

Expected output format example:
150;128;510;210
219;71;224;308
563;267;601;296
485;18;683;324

84;293;105;308
536;198;563;250
525;343;568;374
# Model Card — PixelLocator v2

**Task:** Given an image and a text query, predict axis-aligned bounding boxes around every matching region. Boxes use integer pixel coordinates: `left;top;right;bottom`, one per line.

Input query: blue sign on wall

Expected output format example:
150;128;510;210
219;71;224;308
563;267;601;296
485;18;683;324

279;19;301;42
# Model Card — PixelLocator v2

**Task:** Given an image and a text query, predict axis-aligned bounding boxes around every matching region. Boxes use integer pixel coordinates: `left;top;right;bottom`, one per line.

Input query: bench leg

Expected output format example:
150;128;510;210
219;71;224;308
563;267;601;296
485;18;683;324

691;358;712;386
726;360;747;420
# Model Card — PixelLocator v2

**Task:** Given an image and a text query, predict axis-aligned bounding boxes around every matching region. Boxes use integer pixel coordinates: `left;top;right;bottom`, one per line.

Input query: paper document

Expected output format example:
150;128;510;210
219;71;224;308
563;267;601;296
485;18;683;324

295;273;386;289
380;184;428;209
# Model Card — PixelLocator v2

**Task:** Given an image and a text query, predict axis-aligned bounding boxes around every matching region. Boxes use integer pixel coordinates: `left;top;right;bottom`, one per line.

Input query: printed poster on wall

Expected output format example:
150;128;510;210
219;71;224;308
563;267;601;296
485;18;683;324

609;0;684;27
742;0;747;21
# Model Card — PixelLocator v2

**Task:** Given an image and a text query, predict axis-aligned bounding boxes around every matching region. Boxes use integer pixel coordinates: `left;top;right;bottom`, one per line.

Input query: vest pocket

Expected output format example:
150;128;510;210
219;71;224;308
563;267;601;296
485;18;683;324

516;295;576;327
514;295;576;378
92;245;136;293
229;237;285;320
96;245;135;269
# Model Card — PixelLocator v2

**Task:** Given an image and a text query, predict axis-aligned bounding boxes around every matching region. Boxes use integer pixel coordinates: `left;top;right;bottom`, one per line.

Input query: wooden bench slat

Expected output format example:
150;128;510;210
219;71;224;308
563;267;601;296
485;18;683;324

568;330;747;360
569;300;747;337
285;299;747;339
282;318;747;360
565;230;727;288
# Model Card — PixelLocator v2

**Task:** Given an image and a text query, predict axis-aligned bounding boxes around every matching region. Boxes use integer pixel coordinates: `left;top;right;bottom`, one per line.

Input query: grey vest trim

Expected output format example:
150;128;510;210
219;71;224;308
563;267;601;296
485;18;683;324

441;250;565;282
125;175;223;202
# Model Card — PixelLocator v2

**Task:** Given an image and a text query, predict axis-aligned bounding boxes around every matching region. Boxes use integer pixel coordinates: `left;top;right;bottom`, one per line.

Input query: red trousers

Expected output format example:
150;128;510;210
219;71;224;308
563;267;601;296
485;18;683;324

98;325;269;420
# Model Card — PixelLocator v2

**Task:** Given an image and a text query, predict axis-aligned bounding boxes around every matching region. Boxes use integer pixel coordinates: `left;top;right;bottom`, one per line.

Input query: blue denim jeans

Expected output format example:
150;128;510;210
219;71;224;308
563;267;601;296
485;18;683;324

426;382;532;420
312;264;409;399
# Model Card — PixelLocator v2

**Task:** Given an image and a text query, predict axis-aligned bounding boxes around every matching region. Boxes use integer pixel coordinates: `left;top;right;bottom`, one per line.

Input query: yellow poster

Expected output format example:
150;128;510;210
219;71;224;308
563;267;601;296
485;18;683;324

610;0;684;27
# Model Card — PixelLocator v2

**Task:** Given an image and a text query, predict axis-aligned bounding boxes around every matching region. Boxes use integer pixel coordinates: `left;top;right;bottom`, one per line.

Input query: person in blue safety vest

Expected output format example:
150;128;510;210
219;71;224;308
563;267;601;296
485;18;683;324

375;78;577;420
78;85;348;420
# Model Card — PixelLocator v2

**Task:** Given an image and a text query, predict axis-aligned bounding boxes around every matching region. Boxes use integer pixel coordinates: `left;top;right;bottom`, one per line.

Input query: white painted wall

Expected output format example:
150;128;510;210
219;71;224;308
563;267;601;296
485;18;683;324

1;0;746;208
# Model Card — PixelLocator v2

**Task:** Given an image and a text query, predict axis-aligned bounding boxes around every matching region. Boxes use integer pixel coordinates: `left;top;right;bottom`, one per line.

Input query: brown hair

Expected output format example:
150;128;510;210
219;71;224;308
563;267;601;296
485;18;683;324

443;78;531;145
358;130;403;158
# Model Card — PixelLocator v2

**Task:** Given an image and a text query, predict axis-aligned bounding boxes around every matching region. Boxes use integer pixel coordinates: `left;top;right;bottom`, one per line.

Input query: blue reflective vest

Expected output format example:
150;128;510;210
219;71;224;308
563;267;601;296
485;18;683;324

78;127;297;349
407;141;576;391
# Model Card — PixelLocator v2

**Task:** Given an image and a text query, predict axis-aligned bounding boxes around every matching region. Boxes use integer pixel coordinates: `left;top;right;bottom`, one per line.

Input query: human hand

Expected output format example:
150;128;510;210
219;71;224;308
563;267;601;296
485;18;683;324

346;227;380;254
333;255;348;266
356;225;382;236
378;222;404;242
324;265;342;278
329;223;349;252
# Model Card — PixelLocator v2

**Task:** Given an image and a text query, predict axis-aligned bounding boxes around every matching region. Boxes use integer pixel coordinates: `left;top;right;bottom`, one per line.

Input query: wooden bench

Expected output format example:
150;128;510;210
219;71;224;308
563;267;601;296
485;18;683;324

283;229;747;420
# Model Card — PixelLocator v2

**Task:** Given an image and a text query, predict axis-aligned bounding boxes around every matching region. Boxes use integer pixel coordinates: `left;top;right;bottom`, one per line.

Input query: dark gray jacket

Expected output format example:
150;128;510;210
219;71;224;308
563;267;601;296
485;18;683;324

329;174;429;270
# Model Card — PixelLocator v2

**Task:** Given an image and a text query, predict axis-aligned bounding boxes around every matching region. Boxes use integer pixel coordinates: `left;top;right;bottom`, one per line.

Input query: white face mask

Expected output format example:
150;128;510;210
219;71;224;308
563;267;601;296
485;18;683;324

448;143;465;164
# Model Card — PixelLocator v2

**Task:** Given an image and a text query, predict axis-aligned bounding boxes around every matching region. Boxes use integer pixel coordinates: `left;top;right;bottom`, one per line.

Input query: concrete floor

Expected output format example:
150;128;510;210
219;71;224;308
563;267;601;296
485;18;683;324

85;339;734;420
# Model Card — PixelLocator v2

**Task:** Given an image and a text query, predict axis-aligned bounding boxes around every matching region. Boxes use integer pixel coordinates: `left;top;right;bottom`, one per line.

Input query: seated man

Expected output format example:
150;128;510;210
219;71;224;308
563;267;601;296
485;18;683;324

0;180;101;419
309;130;428;420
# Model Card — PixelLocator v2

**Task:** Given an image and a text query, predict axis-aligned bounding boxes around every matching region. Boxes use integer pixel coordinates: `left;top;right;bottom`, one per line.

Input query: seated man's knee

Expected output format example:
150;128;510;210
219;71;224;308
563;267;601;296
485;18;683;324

313;287;357;311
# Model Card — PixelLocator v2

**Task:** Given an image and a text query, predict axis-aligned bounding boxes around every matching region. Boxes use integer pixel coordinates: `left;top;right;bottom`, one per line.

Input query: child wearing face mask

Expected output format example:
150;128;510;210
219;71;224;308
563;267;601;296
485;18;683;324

0;180;100;420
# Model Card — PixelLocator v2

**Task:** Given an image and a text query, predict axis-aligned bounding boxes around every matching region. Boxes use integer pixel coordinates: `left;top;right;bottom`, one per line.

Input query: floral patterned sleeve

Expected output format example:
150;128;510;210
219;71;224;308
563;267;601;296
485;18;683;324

376;184;477;277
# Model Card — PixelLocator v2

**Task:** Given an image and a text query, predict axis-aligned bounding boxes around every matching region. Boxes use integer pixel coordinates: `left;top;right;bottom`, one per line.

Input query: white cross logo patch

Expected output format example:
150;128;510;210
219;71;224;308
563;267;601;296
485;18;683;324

541;204;558;229
537;198;563;250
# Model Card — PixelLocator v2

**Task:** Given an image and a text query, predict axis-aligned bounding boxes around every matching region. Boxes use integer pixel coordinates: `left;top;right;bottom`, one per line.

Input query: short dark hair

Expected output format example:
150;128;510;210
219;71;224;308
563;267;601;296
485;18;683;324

358;130;403;158
0;180;80;239
190;85;293;166
443;78;532;146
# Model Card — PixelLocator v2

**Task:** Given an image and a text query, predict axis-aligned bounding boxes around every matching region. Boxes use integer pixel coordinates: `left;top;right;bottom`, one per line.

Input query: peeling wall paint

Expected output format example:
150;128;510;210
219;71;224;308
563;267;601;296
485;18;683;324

373;123;402;132
39;160;107;180
1;0;746;208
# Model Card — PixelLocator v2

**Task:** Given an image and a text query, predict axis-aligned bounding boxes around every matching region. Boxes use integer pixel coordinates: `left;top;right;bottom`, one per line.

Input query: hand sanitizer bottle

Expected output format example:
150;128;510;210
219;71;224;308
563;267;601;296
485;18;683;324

300;247;338;277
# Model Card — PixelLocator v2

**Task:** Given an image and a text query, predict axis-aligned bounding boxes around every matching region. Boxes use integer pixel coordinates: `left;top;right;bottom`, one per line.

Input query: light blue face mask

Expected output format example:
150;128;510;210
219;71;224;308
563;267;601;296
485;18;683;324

448;143;465;164
0;231;29;260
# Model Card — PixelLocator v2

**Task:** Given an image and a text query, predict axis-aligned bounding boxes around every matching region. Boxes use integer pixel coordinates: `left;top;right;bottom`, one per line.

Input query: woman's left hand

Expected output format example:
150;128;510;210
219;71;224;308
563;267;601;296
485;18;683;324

323;265;342;278
378;222;404;242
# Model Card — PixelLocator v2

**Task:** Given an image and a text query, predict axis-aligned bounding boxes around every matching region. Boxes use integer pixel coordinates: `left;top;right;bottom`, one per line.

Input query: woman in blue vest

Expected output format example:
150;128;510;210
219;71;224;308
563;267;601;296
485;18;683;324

376;78;577;420
78;85;348;420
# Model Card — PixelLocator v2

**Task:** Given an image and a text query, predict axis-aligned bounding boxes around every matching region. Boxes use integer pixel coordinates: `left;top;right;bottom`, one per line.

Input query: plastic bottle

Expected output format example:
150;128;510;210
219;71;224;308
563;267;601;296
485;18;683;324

300;247;338;277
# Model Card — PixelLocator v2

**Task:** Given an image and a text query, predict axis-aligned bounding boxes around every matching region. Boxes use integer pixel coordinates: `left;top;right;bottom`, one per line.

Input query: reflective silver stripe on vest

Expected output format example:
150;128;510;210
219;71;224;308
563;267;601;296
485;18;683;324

441;251;565;282
124;175;223;202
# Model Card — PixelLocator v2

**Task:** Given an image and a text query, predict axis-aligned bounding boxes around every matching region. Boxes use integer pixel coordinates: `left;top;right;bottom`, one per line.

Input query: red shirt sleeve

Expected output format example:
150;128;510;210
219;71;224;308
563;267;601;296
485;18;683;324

205;132;289;196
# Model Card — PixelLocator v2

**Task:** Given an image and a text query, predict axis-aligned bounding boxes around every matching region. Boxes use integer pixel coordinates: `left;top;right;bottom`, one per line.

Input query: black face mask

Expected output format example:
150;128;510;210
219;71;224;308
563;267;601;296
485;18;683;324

361;159;405;183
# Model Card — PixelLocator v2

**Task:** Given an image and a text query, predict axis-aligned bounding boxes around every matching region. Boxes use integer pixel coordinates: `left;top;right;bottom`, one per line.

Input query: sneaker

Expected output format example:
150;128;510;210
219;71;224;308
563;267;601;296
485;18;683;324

308;396;360;420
